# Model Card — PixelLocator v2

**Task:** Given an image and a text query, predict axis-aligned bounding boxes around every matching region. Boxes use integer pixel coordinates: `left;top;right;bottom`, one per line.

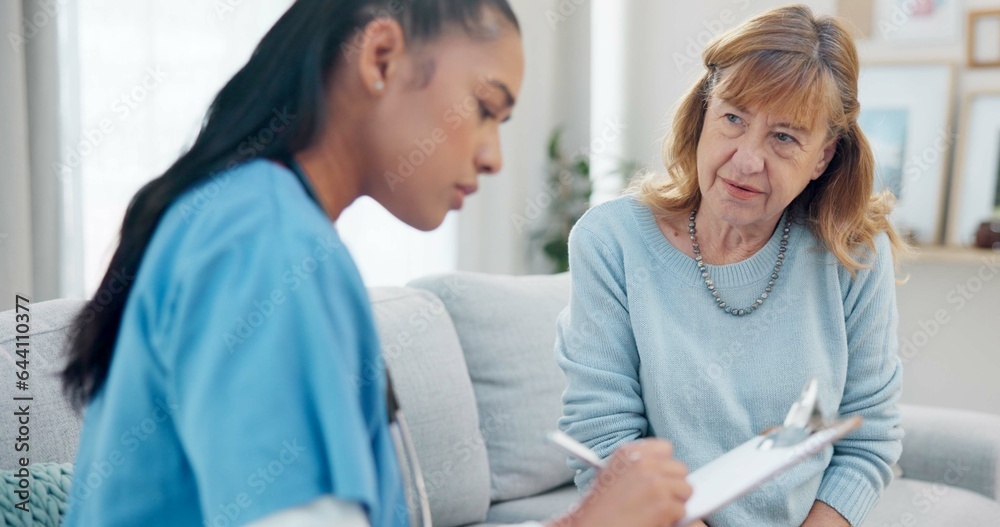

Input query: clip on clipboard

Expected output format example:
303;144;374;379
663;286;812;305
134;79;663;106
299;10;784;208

673;378;862;526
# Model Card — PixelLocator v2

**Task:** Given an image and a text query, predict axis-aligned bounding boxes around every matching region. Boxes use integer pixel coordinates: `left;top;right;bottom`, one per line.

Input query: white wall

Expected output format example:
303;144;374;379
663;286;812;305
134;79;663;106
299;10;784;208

598;0;1000;184
897;254;1000;416
611;0;839;172
457;0;591;275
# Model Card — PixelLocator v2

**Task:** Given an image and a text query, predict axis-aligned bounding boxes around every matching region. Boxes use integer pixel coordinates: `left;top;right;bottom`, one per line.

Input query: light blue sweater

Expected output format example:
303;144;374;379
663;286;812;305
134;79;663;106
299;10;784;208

555;196;903;527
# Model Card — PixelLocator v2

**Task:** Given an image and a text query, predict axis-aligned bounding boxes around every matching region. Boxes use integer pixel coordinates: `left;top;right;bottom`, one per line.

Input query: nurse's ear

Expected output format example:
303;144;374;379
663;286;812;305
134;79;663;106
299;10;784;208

353;17;408;96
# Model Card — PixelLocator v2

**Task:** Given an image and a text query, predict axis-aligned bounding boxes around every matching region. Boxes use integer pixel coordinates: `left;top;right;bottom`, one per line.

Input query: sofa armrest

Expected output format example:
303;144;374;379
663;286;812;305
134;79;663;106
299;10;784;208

898;403;1000;500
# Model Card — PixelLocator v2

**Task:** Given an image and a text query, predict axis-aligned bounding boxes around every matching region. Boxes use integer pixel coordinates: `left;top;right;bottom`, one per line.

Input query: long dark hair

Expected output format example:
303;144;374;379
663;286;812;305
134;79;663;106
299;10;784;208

62;0;519;409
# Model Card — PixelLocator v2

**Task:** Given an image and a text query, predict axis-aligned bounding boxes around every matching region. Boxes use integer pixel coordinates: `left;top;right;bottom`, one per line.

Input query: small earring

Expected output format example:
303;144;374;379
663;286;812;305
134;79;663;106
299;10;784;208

374;80;385;91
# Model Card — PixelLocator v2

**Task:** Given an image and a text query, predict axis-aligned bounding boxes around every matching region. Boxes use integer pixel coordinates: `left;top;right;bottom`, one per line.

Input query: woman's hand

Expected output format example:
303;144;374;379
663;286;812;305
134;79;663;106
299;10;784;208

800;500;849;527
548;439;692;527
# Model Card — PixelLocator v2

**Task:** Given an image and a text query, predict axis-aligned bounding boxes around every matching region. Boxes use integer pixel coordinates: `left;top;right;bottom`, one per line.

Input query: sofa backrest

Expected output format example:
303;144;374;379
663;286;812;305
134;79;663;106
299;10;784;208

0;274;575;527
368;287;492;527
0;290;495;527
409;272;575;503
0;299;86;470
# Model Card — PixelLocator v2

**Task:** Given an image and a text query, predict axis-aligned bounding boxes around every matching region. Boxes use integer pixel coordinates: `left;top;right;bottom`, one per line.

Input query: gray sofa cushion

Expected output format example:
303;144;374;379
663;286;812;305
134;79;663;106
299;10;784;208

0;299;86;470
485;484;579;525
897;404;1000;500
369;287;491;527
408;273;575;502
864;478;1000;526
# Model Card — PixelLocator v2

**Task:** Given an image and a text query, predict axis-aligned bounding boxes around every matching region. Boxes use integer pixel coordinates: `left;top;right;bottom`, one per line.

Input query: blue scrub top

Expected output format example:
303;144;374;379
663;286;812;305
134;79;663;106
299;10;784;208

64;159;408;527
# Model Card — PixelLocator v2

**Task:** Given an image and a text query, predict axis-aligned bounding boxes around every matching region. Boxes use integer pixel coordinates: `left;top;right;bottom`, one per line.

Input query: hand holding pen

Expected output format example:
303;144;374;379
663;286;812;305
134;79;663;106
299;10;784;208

544;431;695;527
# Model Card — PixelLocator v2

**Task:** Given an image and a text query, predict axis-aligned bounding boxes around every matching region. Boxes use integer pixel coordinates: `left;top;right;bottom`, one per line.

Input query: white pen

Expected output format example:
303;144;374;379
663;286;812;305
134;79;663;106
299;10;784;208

545;430;607;470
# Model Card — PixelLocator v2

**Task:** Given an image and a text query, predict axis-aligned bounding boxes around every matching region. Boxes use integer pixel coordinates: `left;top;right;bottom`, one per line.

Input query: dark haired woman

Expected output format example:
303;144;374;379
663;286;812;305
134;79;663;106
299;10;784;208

61;1;692;526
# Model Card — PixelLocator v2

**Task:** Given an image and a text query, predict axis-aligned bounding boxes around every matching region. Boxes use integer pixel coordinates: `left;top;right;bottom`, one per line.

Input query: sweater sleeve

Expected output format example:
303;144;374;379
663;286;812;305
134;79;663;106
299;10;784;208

555;223;648;490
816;232;904;526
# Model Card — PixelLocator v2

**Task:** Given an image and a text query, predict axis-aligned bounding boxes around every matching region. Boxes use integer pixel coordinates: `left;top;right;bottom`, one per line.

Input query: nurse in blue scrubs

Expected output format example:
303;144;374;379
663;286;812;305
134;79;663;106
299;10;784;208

60;1;693;526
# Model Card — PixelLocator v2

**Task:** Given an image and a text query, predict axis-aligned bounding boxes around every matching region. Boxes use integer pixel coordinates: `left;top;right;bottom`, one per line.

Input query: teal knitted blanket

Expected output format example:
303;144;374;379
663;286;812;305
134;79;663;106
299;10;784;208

0;463;73;527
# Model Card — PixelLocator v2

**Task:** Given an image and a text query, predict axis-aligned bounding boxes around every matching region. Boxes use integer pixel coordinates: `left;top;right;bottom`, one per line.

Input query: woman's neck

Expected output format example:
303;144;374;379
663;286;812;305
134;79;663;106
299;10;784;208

659;208;780;265
293;122;365;222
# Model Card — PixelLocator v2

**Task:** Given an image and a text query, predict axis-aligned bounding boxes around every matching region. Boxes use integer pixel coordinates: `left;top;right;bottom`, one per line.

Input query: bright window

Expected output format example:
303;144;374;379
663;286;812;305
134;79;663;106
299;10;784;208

73;1;455;294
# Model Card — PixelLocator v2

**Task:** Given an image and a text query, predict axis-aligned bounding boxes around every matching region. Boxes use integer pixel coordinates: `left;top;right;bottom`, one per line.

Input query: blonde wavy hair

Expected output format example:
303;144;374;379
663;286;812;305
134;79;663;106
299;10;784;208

632;4;909;273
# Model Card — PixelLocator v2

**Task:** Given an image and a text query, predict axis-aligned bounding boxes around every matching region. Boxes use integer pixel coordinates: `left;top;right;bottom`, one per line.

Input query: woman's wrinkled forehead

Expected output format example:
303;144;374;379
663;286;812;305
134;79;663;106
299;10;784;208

708;52;841;136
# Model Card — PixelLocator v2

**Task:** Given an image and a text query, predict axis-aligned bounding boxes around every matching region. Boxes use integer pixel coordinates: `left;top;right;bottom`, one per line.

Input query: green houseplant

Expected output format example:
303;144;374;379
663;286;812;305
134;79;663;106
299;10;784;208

530;129;638;273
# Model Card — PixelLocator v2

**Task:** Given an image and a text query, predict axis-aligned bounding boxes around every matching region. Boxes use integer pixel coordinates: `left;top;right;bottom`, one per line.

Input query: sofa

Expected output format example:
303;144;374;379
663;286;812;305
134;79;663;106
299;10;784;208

2;272;1000;526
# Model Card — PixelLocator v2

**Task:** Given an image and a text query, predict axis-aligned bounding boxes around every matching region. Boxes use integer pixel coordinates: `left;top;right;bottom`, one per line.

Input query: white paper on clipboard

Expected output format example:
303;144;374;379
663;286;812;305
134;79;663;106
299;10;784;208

673;416;862;527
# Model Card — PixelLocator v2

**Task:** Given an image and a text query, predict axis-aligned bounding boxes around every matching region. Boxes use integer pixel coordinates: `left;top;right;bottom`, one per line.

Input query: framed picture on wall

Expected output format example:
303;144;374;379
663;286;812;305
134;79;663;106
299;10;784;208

948;93;1000;246
873;0;961;43
968;10;1000;68
857;63;955;245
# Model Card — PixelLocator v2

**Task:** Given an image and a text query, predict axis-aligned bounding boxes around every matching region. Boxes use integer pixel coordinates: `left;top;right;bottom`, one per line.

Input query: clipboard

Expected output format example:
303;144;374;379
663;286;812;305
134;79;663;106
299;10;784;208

546;378;862;527
673;415;861;526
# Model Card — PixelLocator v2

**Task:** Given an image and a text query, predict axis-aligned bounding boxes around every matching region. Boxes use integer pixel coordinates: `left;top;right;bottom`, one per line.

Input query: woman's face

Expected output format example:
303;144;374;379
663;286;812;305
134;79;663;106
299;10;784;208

365;27;524;231
696;97;837;230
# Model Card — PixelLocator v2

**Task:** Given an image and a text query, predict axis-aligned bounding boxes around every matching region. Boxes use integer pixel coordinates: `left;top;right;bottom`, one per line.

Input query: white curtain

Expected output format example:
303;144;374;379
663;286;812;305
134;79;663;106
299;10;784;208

0;0;70;312
0;2;33;312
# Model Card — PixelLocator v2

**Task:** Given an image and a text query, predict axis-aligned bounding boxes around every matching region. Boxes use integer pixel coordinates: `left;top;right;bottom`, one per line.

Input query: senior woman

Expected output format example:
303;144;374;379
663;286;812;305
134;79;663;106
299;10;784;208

556;5;906;527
